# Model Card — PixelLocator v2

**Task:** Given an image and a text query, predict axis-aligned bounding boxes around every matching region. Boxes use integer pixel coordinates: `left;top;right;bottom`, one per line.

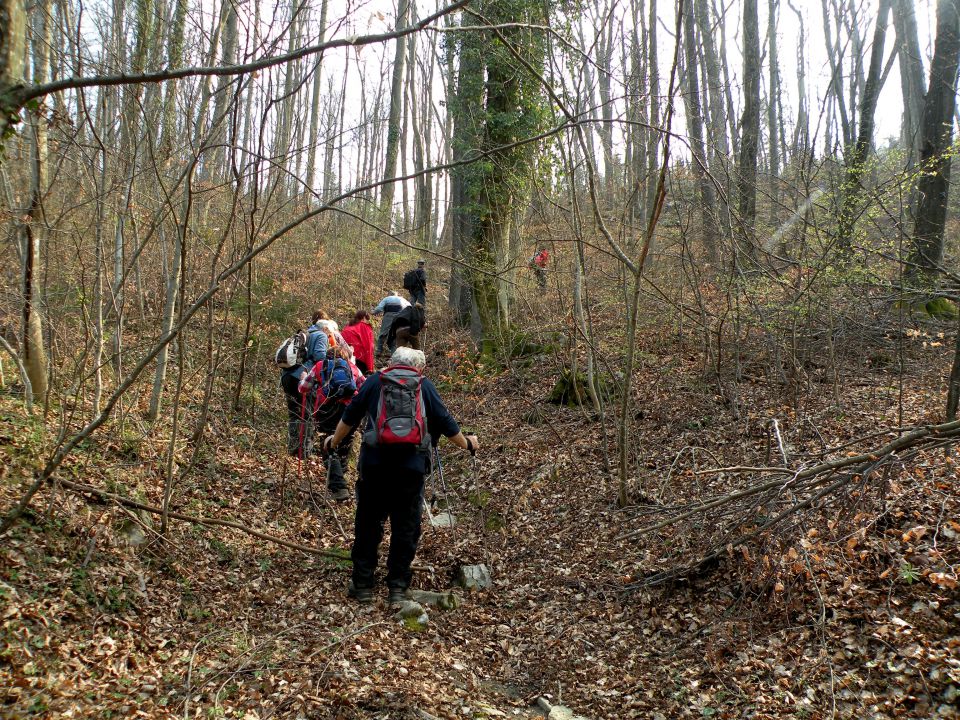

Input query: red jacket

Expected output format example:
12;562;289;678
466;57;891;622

341;321;375;372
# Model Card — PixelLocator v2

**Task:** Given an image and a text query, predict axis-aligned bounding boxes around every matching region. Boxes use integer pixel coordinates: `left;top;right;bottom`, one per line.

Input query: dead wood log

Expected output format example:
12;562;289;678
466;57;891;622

622;418;960;587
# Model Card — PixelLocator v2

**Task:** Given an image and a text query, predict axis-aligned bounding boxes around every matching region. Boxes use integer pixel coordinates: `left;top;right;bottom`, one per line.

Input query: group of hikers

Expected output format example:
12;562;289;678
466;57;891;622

275;258;480;605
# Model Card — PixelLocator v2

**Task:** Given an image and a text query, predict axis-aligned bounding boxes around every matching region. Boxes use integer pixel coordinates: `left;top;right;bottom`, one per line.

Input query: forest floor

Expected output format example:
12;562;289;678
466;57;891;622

1;322;959;719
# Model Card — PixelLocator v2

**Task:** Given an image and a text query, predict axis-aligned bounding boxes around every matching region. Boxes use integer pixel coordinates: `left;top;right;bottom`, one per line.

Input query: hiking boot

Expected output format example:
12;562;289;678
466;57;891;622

387;587;409;606
347;581;374;604
330;487;351;502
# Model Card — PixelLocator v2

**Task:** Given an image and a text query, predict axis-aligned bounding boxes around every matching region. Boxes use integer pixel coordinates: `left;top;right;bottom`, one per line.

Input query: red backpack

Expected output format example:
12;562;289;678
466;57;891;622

365;365;429;449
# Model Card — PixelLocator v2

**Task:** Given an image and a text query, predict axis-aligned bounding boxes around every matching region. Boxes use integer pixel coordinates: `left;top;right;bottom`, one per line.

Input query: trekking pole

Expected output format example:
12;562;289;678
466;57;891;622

297;388;307;482
422;459;435;526
433;444;457;544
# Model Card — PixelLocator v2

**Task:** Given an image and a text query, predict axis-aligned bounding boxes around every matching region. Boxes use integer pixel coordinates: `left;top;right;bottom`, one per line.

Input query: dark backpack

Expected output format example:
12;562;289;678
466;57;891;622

364;365;428;448
402;269;420;292
274;330;308;368
317;357;357;402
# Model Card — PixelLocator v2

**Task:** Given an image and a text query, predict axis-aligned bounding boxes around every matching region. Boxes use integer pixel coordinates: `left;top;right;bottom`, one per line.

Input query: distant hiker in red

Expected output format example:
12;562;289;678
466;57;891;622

341;310;375;374
529;248;549;289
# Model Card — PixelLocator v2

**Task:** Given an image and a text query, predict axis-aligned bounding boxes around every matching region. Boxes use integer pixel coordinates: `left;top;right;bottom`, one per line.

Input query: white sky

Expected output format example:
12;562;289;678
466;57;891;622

324;0;938;174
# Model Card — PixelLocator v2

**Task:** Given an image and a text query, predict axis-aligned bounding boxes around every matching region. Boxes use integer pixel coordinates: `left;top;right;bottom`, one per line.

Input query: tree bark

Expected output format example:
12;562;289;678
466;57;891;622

380;0;409;227
682;0;718;264
910;0;960;276
0;0;26;137
304;0;329;199
449;9;480;326
205;0;239;182
694;0;731;234
766;0;780;225
836;0;892;255
736;0;762;266
21;0;50;402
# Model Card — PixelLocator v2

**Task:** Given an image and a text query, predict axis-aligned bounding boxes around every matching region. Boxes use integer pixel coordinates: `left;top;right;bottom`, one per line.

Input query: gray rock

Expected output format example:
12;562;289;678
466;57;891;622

393;600;428;628
534;698;588;720
408;589;461;610
458;564;492;592
429;511;457;528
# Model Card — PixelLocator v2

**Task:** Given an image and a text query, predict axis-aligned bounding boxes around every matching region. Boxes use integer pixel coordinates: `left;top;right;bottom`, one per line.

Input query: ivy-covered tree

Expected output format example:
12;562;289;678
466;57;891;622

454;0;548;353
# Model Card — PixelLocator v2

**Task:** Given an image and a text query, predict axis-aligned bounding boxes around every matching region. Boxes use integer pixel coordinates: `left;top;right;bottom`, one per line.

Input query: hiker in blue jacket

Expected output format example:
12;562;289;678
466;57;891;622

280;311;329;458
323;346;480;605
371;291;410;359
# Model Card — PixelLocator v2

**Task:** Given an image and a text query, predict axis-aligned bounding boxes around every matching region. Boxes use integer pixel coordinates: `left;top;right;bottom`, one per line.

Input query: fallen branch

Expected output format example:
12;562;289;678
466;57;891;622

53;478;347;559
622;419;960;586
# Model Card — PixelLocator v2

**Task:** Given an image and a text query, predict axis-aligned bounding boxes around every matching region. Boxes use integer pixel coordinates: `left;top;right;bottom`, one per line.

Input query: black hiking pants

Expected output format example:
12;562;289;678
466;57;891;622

313;401;354;493
351;463;425;591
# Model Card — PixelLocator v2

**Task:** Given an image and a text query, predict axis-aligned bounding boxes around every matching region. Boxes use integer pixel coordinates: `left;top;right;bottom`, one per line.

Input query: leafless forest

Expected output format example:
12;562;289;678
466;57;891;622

1;0;959;717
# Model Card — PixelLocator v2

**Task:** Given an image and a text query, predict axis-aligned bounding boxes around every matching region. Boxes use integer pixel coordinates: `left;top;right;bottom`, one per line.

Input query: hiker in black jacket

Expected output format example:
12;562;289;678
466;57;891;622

388;302;426;350
323;346;480;605
407;259;427;306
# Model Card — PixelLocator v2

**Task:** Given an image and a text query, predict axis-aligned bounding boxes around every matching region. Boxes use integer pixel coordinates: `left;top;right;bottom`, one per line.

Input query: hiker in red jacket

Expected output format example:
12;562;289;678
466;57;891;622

341;310;375;374
529;248;549;289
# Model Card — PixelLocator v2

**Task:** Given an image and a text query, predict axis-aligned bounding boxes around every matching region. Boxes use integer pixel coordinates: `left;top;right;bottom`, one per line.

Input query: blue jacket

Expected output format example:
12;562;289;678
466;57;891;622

281;324;329;379
341;370;459;475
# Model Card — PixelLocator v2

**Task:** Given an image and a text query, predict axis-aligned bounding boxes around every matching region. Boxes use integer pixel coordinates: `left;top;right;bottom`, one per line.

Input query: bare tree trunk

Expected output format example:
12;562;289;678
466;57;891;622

766;0;780;225
21;0;51;402
736;0;762;266
147;177;188;420
304;0;329;199
695;0;731;226
0;0;26;138
160;0;187;158
836;0;892;255
596;3;616;194
910;0;960;277
407;8;431;248
449;9;480;326
380;0;409;226
205;0;239;182
893;0;926;188
271;0;302;199
822;0;853;150
682;0;718;264
714;0;739;157
786;0;810;161
644;0;660;226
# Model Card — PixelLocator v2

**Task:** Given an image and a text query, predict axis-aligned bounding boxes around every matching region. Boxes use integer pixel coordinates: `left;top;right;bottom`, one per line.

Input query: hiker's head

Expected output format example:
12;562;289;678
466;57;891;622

351;309;370;325
390;346;426;370
311;309;329;324
417;259;426;267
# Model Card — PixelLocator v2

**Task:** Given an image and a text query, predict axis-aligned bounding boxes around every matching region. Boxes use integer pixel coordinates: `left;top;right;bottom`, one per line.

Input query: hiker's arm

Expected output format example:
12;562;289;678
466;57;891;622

423;379;479;454
449;431;480;455
325;420;352;451
325;375;375;451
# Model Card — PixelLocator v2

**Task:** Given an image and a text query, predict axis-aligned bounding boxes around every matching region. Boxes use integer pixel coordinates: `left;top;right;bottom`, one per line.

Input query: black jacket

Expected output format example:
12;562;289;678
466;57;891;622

412;268;427;291
389;303;426;340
